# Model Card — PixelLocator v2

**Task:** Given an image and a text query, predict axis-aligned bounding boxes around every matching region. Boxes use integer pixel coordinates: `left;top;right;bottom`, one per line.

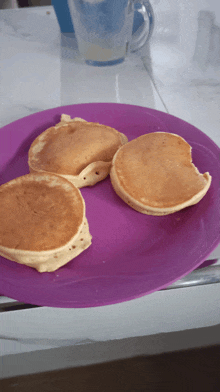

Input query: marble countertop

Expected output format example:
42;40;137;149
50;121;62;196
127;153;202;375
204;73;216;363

0;6;161;125
0;3;220;368
147;0;220;148
1;2;220;145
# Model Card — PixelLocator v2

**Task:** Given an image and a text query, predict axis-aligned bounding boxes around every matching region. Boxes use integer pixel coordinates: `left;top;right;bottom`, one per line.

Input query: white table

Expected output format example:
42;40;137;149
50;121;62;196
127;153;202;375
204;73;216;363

0;2;220;379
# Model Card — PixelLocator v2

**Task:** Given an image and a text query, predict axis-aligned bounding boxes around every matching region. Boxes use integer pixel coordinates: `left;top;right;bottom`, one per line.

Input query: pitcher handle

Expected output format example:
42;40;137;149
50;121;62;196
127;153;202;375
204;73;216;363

130;0;155;52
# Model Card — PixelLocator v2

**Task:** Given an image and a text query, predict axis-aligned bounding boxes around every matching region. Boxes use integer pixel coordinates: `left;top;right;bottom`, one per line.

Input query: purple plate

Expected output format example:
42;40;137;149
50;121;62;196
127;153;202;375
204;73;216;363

0;103;220;308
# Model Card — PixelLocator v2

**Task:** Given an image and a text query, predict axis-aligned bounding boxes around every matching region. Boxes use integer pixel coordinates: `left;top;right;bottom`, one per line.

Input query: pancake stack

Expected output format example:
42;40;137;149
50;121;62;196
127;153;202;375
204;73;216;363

110;132;212;215
0;173;92;272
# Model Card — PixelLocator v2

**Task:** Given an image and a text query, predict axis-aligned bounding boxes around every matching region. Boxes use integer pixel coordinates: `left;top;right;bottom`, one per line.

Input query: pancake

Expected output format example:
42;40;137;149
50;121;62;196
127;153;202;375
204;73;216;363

28;114;128;188
0;173;92;272
110;132;212;215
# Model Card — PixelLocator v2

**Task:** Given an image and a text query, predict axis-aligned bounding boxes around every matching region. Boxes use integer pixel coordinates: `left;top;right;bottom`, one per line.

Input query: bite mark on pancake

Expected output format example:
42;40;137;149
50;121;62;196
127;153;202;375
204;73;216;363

110;132;212;215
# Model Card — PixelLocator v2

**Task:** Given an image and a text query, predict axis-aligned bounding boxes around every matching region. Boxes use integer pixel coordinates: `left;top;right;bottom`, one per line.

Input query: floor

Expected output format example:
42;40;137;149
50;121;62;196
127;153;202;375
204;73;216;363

1;345;220;392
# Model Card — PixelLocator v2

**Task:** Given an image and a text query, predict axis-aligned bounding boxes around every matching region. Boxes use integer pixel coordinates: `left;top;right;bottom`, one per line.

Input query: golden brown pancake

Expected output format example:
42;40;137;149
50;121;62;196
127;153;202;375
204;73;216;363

0;173;92;272
110;132;212;215
28;114;128;188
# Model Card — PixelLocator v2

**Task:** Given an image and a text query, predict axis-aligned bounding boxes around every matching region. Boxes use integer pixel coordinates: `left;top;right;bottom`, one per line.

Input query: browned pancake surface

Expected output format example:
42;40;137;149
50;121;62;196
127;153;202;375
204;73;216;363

114;132;209;208
30;121;122;175
0;175;84;251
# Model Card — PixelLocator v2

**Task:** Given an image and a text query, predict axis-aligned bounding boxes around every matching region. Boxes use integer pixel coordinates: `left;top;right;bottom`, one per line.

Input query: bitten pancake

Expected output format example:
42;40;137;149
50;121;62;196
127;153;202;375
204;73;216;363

110;132;212;215
28;114;128;188
0;173;92;272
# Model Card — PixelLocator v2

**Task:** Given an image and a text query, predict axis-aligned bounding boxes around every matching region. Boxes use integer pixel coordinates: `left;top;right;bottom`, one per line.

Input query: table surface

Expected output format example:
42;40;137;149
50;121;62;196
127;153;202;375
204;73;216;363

0;2;220;370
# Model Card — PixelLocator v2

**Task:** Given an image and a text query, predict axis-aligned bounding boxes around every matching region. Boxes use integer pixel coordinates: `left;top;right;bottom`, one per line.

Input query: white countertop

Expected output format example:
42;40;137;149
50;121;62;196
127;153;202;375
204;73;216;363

1;2;220;145
0;2;220;377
